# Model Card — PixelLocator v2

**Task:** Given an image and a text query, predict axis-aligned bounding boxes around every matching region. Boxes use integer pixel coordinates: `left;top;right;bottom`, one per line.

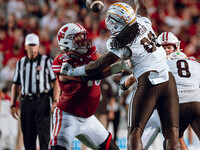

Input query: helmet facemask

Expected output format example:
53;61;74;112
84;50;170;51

71;33;92;54
105;13;127;34
105;2;136;35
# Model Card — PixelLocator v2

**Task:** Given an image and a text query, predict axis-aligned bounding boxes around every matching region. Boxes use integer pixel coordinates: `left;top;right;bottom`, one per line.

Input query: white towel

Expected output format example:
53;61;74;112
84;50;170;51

148;69;169;85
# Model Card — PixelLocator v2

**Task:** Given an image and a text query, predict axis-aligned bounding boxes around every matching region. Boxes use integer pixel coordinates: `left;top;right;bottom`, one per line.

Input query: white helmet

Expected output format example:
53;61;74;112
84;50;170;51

57;23;91;54
105;2;136;34
168;51;187;59
157;32;180;51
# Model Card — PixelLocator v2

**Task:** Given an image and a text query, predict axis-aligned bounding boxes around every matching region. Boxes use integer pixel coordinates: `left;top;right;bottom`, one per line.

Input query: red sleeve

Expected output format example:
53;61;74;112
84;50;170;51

88;45;98;59
52;55;62;74
90;45;97;53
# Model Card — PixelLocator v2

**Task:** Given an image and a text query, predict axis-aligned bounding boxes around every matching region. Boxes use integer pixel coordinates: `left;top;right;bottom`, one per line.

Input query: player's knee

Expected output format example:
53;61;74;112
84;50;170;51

163;127;179;139
99;133;119;150
51;145;67;150
163;127;181;150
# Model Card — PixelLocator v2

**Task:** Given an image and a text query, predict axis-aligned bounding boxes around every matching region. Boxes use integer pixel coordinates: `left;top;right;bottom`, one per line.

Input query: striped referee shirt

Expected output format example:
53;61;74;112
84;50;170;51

13;54;56;95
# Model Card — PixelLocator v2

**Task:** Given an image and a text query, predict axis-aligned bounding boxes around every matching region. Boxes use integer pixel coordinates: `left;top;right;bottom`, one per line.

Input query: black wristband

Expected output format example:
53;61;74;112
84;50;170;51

10;104;16;108
120;82;128;91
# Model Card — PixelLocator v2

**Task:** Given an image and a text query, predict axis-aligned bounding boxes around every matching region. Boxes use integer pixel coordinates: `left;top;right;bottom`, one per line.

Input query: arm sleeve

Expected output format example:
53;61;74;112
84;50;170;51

47;58;57;81
13;59;21;85
52;58;62;74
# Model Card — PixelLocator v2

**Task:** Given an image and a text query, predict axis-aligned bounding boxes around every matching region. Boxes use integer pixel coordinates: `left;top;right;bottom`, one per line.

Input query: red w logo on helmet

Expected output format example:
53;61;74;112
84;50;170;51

57;27;68;42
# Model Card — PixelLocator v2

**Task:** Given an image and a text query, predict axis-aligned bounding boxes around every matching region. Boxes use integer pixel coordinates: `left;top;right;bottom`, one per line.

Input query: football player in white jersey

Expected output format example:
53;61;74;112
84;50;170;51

120;32;200;150
159;32;200;148
60;1;181;150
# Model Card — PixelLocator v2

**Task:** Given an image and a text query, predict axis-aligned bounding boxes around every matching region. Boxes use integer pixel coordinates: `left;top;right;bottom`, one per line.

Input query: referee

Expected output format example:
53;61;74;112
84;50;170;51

10;33;60;150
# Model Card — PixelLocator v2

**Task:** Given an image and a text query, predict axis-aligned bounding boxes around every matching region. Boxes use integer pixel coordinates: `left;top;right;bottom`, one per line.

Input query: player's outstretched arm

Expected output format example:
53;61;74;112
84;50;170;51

59;59;129;82
61;51;120;77
85;51;120;75
133;0;149;18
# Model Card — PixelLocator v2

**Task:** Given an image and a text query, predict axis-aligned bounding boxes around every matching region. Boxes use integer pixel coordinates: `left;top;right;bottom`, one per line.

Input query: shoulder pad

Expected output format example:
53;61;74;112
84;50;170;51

59;54;70;62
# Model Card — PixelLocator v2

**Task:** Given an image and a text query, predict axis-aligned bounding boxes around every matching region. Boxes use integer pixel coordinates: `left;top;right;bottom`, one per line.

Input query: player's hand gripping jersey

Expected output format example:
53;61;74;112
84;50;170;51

107;16;169;84
52;46;101;118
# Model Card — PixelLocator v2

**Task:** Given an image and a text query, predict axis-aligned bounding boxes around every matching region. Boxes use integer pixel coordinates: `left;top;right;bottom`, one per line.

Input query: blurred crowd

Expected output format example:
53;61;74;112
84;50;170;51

0;0;200;83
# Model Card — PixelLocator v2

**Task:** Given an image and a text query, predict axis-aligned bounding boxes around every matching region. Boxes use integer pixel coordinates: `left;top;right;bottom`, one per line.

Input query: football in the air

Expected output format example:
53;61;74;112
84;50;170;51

86;0;104;13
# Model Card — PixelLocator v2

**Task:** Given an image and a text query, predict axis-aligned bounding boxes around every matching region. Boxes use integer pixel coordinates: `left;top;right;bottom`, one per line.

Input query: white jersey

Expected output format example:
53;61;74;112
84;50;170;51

167;58;200;90
107;16;169;84
167;58;200;103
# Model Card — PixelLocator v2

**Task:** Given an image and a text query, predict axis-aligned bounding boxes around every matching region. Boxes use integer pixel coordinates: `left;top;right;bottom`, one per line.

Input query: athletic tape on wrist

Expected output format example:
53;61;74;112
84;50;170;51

68;66;87;76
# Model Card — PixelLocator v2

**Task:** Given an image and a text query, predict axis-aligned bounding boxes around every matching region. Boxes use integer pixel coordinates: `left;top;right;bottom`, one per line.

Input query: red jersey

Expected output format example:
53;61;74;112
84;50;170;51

52;46;101;118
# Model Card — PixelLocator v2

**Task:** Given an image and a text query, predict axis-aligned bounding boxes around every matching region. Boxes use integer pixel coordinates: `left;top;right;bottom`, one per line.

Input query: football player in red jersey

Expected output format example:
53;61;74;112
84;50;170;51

49;23;120;150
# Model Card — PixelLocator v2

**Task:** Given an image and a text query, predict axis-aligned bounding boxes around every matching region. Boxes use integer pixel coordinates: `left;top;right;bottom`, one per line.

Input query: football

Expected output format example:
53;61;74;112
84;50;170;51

86;0;104;13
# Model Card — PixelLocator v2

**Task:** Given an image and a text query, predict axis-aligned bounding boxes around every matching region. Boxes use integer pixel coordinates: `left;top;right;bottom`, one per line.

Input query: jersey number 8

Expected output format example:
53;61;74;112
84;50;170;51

176;60;191;78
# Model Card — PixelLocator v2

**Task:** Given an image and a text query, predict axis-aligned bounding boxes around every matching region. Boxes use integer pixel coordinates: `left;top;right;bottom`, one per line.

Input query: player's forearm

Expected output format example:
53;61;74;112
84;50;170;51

66;51;119;77
134;0;145;8
119;74;136;93
125;74;136;89
87;59;129;79
53;80;60;102
80;66;120;81
133;0;148;17
85;51;119;75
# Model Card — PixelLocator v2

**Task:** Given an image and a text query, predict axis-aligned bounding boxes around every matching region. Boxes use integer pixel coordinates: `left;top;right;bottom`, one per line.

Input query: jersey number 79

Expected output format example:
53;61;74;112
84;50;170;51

140;31;157;53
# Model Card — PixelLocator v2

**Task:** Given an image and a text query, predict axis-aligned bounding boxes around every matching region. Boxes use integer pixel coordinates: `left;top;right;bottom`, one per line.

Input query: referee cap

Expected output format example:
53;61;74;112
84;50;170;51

25;33;39;45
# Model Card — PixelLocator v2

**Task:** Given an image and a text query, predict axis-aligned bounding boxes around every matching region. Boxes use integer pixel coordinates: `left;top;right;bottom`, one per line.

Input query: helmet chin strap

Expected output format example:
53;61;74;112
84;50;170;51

68;48;85;59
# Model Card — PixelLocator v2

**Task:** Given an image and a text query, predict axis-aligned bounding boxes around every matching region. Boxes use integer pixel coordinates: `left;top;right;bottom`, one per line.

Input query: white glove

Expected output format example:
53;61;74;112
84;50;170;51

60;62;73;75
60;62;87;76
